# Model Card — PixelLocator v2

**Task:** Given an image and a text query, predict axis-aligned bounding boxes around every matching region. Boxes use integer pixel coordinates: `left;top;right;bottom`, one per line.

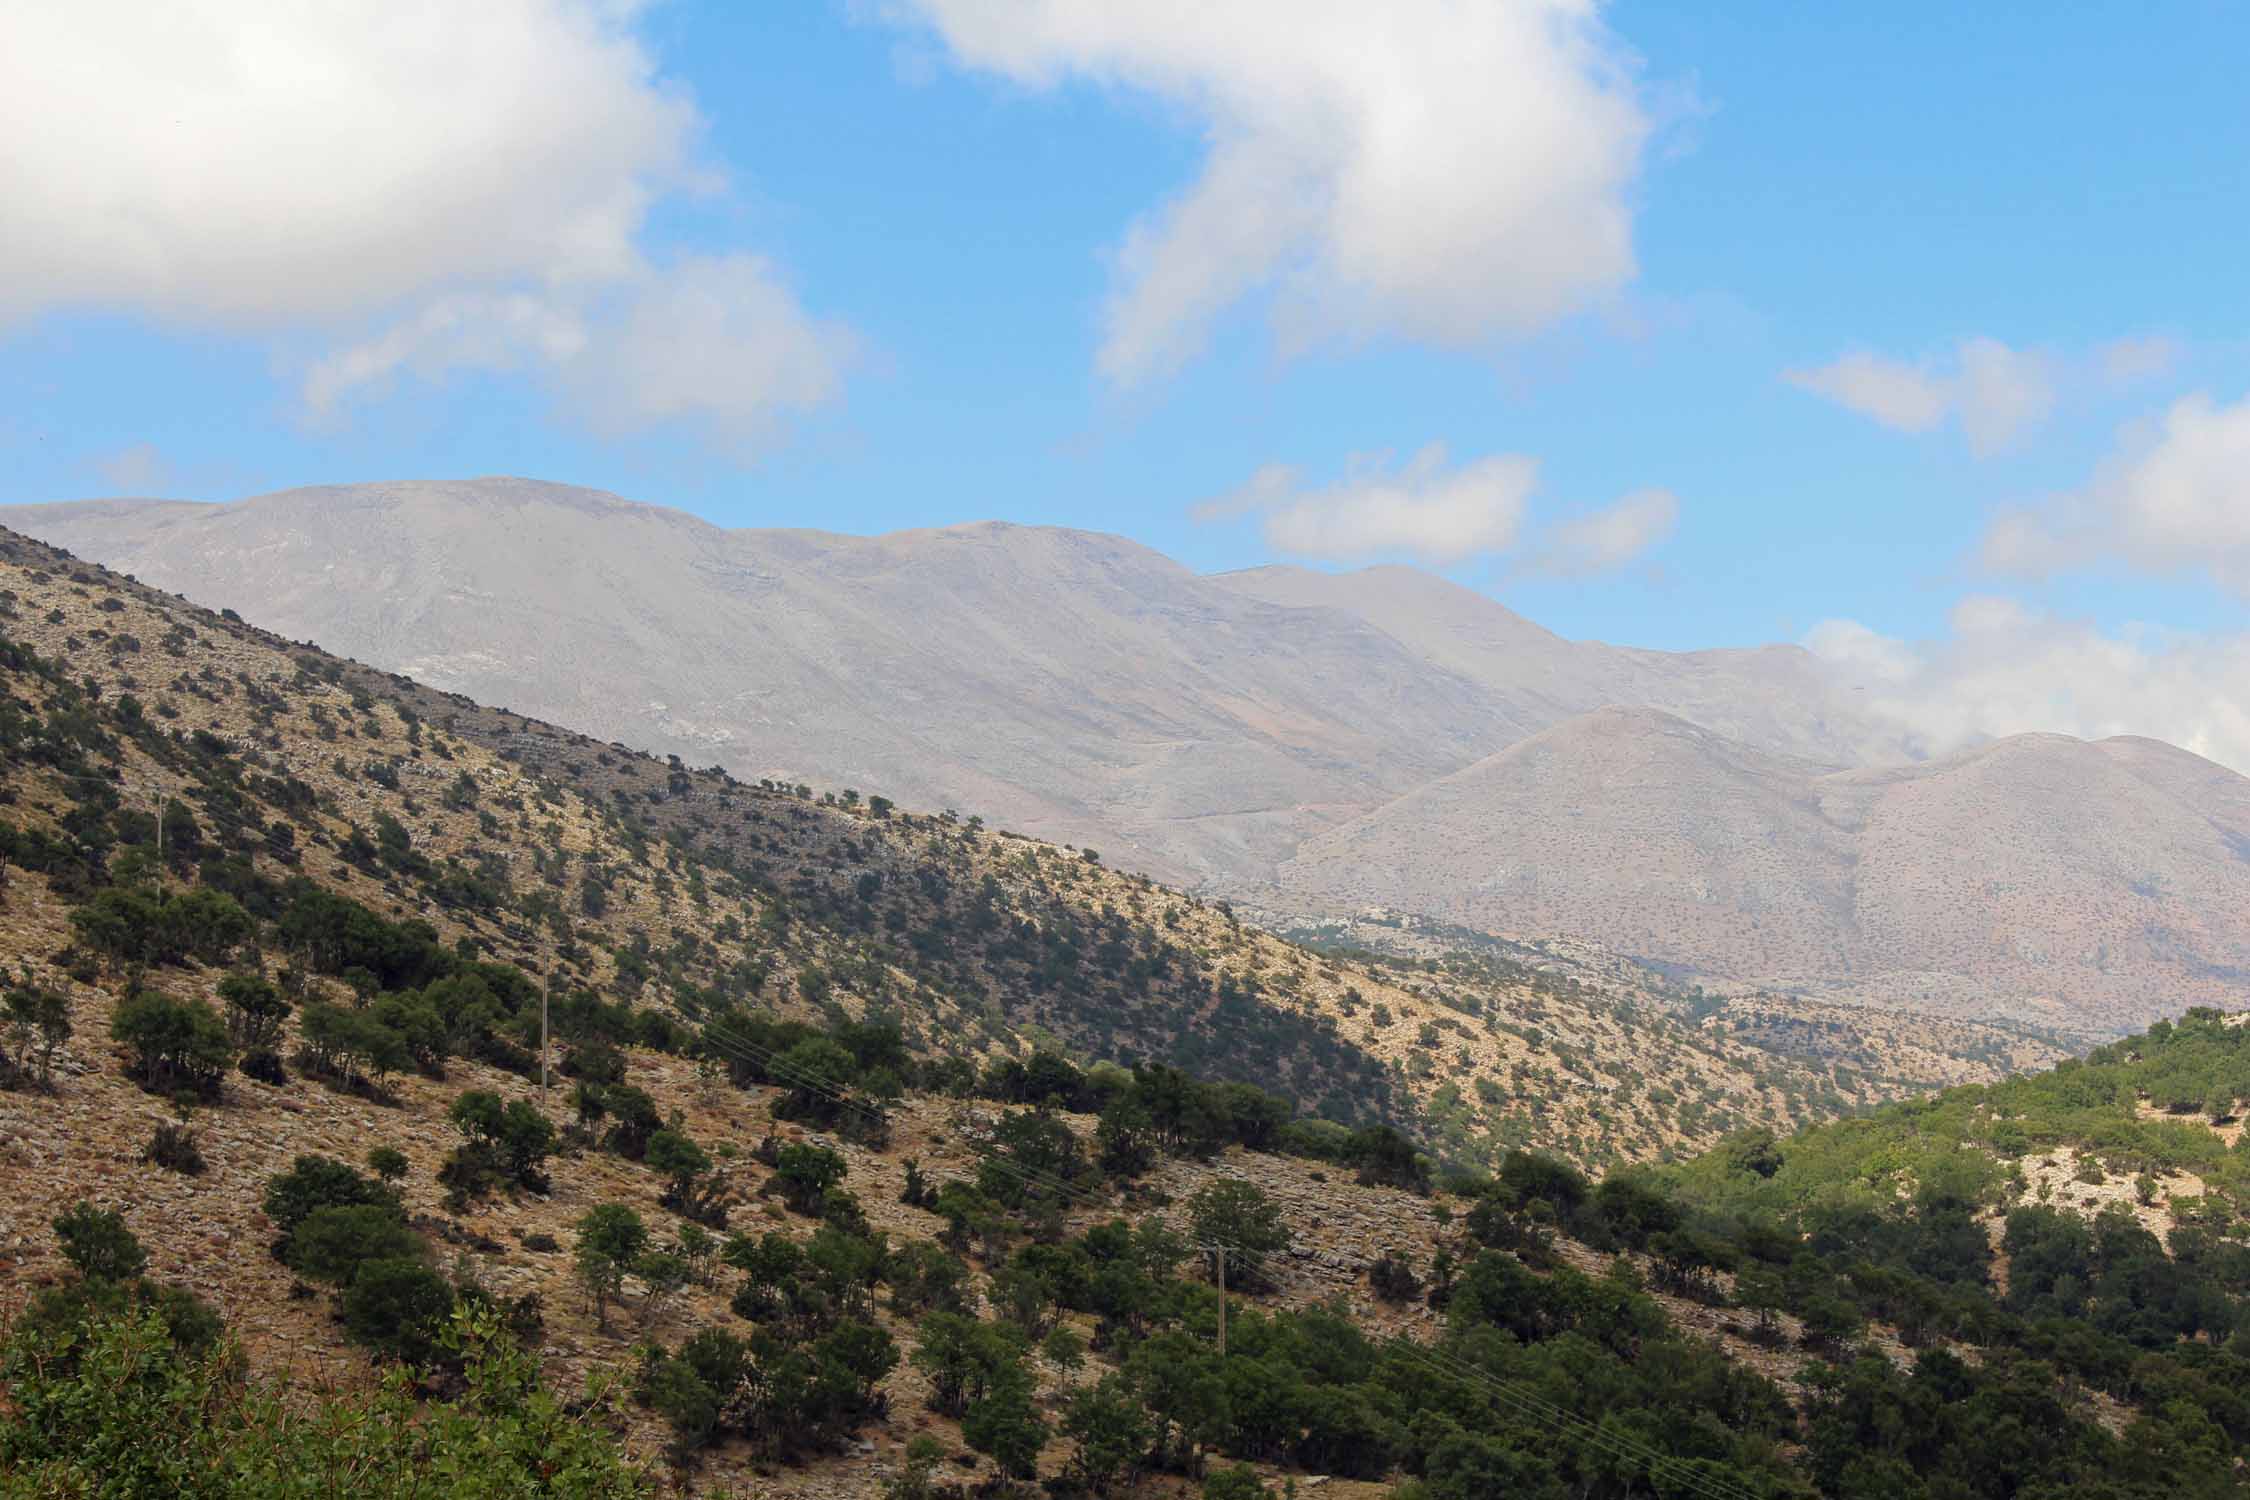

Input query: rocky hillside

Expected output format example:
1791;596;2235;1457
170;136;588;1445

0;524;1981;1174
6;527;2250;1498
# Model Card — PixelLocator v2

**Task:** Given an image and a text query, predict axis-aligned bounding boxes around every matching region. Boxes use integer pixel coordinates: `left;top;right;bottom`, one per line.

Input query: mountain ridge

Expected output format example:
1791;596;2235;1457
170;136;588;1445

10;476;2246;1034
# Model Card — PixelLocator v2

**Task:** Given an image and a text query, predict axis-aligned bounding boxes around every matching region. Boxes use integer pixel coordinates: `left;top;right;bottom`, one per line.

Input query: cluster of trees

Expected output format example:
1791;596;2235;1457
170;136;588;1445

0;1278;643;1495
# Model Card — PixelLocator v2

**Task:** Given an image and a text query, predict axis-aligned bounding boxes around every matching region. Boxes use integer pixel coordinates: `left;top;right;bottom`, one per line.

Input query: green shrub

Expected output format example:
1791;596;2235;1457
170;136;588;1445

54;1202;146;1282
285;1205;424;1287
143;1119;206;1175
339;1258;455;1366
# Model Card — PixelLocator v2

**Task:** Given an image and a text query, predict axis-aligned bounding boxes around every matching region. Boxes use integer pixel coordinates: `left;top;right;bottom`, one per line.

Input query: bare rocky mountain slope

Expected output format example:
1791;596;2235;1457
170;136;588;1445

0;478;1894;892
11;477;2249;1033
1270;706;2250;1033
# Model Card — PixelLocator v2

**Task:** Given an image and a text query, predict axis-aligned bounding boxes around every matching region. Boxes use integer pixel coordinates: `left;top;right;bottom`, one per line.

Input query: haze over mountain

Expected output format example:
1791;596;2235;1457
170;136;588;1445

11;475;2250;1031
0;479;1897;876
1272;707;2250;1031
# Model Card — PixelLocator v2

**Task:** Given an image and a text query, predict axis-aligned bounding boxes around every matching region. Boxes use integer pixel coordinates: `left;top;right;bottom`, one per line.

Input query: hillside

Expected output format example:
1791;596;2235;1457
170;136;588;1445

0;524;1948;1186
1273;706;2250;1032
5;527;2250;1496
0;478;1895;892
15;478;2249;1037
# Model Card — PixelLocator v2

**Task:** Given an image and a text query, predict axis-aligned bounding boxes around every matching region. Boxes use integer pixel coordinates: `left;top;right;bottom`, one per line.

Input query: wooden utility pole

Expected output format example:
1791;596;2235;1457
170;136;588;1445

540;988;550;1108
1215;1246;1227;1356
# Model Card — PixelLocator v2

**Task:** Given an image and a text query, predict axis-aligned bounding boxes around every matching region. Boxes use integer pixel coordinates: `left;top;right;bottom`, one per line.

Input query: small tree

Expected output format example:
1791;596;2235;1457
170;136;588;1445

1063;1375;1152;1495
440;1090;556;1206
340;1257;455;1365
646;1128;724;1226
962;1371;1048;1482
772;1143;847;1215
54;1202;147;1282
1;986;71;1088
286;1205;424;1287
575;1204;648;1330
262;1155;402;1261
1203;1466;1275;1499
367;1146;409;1184
1186;1181;1291;1290
110;990;232;1096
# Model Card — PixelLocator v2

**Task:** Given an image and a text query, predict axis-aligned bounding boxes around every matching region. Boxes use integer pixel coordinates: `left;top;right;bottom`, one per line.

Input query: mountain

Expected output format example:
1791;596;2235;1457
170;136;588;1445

1272;706;2250;1031
1212;561;1897;765
7;523;2250;1499
0;478;1896;892
11;476;2249;1033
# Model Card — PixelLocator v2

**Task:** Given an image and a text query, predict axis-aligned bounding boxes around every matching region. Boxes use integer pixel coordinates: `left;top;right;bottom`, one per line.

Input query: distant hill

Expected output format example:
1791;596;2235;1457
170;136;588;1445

1272;706;2250;1031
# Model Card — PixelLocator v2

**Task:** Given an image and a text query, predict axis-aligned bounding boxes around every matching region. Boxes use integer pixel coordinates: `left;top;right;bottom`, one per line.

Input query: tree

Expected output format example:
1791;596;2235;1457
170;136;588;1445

1187;1181;1291;1290
1347;1124;1428;1191
440;1090;556;1205
962;1371;1048;1482
2;986;71;1088
1126;1331;1228;1471
54;1203;146;1283
110;990;232;1095
773;1143;847;1215
366;1146;409;1184
575;1204;648;1330
647;1128;724;1225
910;1311;1026;1417
298;1001;408;1090
1063;1375;1153;1494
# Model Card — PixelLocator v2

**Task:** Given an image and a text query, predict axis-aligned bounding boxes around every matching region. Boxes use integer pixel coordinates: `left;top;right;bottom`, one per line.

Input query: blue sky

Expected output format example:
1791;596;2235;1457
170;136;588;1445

3;2;2248;760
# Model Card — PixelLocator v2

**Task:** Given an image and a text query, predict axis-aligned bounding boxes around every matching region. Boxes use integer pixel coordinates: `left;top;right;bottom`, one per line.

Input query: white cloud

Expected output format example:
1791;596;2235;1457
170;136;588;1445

2098;334;2181;388
1806;599;2250;775
1982;391;2250;595
1955;338;2057;455
563;257;859;446
1201;444;1537;565
0;1;692;326
305;257;857;450
1784;352;1950;434
890;1;1651;382
2;2;854;452
1198;444;1675;571
1530;487;1677;575
1785;337;2055;454
91;442;176;494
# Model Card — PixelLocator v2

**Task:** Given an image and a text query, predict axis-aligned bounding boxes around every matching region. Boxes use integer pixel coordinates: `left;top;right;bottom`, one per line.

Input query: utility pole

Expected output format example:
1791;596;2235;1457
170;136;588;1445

1215;1246;1227;1356
151;788;164;892
540;988;550;1108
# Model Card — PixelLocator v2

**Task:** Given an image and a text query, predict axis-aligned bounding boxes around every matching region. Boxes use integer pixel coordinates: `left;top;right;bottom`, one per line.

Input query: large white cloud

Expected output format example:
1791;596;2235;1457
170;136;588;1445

1806;598;2250;774
1;1;853;449
1529;486;1677;575
1197;445;1537;565
1784;337;2056;455
1196;444;1676;571
890;0;1651;382
1982;391;2250;596
304;256;858;451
